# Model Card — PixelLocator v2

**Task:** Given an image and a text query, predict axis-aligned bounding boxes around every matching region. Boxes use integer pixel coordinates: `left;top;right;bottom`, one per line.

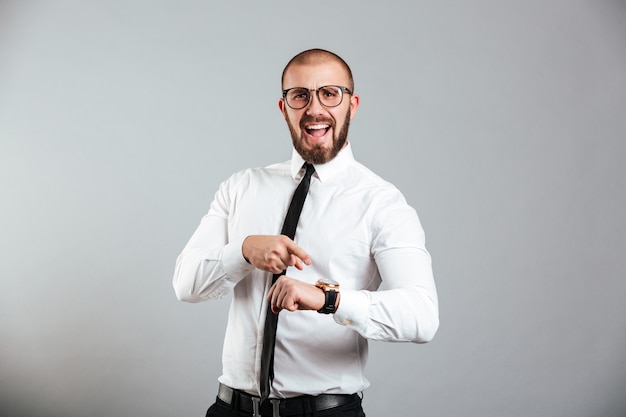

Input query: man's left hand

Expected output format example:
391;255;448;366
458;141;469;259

267;276;325;314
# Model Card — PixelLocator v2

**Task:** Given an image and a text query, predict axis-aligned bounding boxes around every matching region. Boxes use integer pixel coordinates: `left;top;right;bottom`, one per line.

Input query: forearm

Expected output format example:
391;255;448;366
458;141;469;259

334;286;439;343
333;248;439;343
173;215;250;302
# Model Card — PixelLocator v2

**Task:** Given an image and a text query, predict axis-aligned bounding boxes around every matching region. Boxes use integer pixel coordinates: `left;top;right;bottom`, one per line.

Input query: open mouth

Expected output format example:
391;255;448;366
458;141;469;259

304;123;331;138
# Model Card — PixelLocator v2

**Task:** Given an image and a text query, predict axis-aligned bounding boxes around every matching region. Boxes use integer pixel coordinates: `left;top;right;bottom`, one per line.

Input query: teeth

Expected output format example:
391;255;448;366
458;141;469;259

307;124;329;130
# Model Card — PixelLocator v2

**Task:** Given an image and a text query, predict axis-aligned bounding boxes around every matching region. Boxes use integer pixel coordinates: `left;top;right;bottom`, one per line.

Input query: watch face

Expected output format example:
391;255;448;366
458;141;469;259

318;277;339;286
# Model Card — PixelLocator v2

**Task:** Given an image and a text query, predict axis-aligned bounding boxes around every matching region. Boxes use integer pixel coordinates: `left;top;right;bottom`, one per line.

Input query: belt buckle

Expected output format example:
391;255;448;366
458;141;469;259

251;397;261;417
270;399;281;417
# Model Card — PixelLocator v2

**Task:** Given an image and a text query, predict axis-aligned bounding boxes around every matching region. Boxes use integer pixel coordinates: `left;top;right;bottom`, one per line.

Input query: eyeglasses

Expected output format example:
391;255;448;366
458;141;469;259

282;85;353;110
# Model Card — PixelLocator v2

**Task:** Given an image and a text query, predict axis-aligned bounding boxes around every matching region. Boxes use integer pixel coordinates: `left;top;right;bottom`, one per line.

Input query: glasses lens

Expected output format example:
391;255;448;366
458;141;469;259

286;88;310;109
318;86;343;107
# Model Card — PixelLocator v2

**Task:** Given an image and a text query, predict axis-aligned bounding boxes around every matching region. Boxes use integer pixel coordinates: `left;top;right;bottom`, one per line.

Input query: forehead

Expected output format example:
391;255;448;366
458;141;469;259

283;61;350;89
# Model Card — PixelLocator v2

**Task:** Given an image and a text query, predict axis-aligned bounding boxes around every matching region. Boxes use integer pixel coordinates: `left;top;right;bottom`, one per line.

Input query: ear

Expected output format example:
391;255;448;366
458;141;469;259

349;94;360;120
278;98;287;119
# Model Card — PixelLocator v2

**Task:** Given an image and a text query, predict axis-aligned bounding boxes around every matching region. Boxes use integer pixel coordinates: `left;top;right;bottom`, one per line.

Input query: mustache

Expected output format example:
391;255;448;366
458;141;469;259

299;115;334;128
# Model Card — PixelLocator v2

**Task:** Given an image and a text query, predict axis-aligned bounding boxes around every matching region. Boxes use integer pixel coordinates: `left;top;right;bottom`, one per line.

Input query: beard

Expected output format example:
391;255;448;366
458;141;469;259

286;108;351;164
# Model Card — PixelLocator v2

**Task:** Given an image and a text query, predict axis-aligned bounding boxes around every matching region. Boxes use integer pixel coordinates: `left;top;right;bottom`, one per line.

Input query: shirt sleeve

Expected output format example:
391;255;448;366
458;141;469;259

172;174;253;303
332;193;439;343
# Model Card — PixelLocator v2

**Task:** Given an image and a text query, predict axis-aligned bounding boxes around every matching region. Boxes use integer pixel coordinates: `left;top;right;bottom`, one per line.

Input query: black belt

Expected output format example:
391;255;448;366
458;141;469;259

217;383;359;417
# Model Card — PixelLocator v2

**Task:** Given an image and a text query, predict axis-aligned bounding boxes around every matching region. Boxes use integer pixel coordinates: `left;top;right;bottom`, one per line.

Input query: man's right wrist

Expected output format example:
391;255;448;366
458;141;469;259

223;239;253;277
241;235;253;264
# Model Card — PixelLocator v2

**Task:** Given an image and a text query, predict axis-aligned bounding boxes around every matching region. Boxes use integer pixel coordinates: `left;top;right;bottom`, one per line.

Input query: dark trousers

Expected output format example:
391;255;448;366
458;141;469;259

205;396;366;417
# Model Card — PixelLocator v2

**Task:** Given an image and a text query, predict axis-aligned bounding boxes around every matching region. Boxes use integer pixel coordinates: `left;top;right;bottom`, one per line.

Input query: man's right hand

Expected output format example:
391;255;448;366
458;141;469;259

242;235;312;274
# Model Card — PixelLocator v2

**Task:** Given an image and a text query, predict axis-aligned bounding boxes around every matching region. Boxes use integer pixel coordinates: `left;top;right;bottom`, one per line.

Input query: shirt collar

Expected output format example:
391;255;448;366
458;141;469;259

290;142;355;182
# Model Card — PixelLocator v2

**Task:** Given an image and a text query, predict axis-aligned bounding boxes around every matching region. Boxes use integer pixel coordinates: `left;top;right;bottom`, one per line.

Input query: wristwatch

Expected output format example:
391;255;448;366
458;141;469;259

315;278;340;314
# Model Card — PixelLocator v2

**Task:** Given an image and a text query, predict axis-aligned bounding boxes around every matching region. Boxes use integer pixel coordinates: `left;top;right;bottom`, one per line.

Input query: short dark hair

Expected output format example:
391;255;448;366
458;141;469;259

281;48;354;92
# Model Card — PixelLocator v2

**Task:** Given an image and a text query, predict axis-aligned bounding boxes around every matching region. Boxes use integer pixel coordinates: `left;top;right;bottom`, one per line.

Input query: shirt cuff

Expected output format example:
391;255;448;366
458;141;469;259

333;290;370;331
221;237;254;283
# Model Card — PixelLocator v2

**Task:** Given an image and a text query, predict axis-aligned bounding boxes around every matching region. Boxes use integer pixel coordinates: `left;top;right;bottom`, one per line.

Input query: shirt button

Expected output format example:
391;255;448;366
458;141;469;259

343;319;351;326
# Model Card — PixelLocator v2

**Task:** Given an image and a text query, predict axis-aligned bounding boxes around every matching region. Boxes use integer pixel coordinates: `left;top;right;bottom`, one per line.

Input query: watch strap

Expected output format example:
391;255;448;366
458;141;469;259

317;289;337;314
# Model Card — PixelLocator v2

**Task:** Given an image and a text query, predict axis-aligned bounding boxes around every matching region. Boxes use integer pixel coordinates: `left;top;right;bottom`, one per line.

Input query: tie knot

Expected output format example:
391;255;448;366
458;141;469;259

303;163;315;179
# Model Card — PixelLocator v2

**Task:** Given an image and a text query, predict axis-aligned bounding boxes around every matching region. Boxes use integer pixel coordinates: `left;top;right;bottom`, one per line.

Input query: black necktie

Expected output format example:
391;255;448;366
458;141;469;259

259;163;315;401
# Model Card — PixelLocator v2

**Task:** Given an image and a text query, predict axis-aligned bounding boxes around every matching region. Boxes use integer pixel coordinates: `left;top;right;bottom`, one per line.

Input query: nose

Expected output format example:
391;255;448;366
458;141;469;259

305;90;325;115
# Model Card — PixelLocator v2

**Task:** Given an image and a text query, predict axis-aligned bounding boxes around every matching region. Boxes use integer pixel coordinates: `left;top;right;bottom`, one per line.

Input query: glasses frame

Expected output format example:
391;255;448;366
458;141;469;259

282;85;353;110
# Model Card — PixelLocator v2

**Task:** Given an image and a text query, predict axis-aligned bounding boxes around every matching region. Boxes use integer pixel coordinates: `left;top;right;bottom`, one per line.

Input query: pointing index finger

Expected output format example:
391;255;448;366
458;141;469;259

286;240;312;267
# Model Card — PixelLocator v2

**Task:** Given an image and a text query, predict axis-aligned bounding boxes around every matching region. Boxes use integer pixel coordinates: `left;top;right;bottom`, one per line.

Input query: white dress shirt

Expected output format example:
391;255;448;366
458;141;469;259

173;143;438;398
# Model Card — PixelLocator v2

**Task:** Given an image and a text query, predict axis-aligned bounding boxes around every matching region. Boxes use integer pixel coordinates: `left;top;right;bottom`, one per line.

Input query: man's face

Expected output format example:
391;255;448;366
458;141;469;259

279;61;360;164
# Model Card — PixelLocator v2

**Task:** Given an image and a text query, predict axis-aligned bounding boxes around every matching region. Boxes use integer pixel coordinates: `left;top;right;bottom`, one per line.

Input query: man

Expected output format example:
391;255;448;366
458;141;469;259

173;48;439;417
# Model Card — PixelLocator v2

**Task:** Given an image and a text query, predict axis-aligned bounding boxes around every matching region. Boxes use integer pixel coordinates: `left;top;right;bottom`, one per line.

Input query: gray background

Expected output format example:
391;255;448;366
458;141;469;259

1;1;625;416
